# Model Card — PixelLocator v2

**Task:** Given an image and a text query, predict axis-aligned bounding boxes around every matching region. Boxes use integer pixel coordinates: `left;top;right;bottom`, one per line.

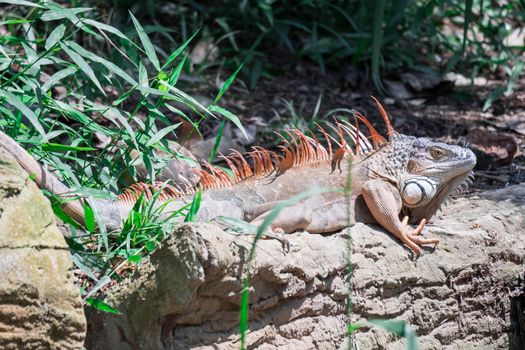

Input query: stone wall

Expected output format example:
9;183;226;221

0;149;86;349
86;185;524;349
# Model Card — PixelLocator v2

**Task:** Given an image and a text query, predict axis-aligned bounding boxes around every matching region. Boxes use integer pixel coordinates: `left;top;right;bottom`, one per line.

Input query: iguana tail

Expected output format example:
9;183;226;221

0;131;86;228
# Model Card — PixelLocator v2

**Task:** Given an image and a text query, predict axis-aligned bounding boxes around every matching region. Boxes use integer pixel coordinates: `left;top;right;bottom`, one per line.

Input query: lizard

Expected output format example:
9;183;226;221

0;98;476;254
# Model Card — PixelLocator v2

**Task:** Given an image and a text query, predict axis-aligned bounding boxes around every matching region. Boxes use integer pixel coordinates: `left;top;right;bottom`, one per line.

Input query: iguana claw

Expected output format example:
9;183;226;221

400;217;439;255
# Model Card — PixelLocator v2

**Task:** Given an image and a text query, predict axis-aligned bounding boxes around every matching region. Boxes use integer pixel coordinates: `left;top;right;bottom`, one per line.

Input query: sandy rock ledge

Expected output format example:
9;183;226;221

85;183;525;349
0;149;86;349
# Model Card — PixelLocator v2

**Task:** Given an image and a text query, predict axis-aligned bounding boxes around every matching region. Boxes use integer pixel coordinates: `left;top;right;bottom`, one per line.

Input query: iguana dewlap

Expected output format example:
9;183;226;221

0;98;476;254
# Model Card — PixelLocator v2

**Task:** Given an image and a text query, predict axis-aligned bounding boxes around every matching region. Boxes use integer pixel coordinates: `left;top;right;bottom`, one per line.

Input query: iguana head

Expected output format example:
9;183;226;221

393;134;476;222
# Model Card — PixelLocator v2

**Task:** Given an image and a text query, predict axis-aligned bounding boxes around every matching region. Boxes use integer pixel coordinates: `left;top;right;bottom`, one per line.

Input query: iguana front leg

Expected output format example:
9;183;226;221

361;179;438;254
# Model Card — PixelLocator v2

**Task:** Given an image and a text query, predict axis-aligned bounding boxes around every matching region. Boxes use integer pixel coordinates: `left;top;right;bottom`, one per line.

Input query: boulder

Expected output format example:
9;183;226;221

85;185;525;349
0;148;86;349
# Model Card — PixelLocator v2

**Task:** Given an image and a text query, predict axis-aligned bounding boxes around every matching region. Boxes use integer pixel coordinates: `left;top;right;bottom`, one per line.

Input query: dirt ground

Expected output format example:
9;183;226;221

179;60;525;195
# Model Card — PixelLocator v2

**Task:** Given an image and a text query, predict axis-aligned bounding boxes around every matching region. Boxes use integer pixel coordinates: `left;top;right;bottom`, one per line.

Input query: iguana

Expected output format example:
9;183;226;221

0;98;476;254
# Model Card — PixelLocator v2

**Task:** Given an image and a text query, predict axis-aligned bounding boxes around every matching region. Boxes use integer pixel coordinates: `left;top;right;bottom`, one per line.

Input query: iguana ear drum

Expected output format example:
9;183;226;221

402;177;437;206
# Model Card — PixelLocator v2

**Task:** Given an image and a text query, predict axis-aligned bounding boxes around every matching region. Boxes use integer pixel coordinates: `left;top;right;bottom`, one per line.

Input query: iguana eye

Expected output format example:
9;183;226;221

430;147;446;160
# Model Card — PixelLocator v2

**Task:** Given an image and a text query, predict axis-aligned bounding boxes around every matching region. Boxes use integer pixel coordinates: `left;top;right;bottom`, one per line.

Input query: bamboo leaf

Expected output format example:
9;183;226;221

129;12;160;71
104;107;138;147
0;0;44;8
60;42;106;95
214;63;243;104
85;297;120;315
184;191;202;222
208;105;247;139
65;40;137;85
41;3;89;23
167;53;187;86
163;30;199;69
42;66;77;92
0;90;47;139
41;143;96;152
82;18;129;40
45;24;65;50
145;123;181;147
83;202;96;233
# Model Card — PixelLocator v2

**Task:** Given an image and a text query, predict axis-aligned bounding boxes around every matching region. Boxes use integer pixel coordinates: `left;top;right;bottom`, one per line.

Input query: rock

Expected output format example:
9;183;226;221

190;38;219;66
0;148;86;349
85;185;525;349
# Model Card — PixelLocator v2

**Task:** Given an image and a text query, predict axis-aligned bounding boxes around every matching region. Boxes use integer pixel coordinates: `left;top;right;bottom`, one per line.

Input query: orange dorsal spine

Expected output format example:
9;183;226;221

371;96;395;137
117;99;394;203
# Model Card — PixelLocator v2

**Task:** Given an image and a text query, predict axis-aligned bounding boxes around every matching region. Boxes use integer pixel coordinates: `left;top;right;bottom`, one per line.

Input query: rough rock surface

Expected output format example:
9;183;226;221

86;185;525;350
0;148;86;349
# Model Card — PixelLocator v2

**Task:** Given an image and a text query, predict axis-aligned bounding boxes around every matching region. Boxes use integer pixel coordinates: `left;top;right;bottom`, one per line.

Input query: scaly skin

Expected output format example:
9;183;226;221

0;103;476;254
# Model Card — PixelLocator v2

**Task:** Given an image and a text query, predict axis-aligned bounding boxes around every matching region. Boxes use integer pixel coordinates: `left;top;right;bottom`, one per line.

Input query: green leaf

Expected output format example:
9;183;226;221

41;143;96;152
0;0;44;8
239;275;250;350
347;322;365;334
83;275;111;299
0;19;33;25
48;99;111;134
0;90;47;139
82;18;129;40
184;190;202;222
208;120;225;162
482;85;505;112
41;4;89;24
128;254;142;264
145;123;181;147
505;61;524;96
167;54;187;86
45;24;65;50
129;12;160;71
104;107;138;147
42;66;77;92
71;253;98;281
60;42;106;95
371;0;386;95
83;202;95;233
145;241;156;252
138;61;148;93
208;105;247;139
64;40;137;85
163;30;199;69
461;0;473;56
214;63;243;104
85;298;120;315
